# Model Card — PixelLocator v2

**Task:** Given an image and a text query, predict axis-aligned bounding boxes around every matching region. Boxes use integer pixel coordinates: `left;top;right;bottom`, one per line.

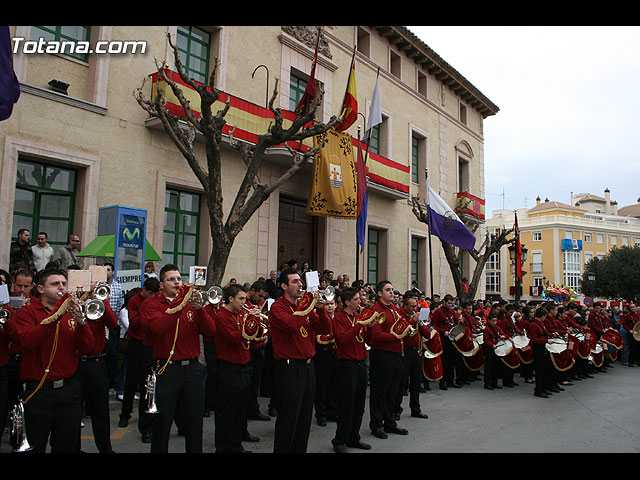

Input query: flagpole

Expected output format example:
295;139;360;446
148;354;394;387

426;169;434;300
356;127;362;283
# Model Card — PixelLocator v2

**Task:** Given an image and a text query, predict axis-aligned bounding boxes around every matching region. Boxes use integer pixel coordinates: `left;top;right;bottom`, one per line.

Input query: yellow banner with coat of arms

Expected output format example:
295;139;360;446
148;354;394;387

306;128;358;219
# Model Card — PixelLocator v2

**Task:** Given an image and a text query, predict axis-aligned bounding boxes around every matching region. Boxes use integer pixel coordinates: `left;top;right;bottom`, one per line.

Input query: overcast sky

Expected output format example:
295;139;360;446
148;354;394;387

407;26;640;217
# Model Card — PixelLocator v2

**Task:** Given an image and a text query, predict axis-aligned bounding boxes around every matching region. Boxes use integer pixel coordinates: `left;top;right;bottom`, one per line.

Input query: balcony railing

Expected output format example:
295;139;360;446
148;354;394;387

529;262;543;273
456;191;485;221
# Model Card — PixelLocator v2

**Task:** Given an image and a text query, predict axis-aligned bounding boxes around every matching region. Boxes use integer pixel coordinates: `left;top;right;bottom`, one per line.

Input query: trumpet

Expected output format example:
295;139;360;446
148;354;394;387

242;304;269;340
0;306;11;325
144;370;159;414
242;304;269;323
307;285;336;303
189;285;223;307
70;287;106;321
10;399;33;452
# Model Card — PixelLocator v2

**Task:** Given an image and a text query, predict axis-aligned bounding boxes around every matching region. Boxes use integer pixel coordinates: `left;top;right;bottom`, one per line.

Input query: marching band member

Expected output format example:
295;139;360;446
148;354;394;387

496;308;520;387
146;264;216;453
482;313;506;390
394;292;429;420
314;297;338;427
76;281;118;453
213;284;264;453
245;281;270;423
13;268;95;452
331;287;373;453
268;267;331;453
430;294;463;390
368;281;409;439
620;303;639;367
118;276;159;442
588;302;609;371
526;307;556;398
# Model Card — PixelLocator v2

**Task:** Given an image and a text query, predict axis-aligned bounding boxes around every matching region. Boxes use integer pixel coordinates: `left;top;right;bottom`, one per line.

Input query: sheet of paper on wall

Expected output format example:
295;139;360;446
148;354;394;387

89;265;108;284
306;271;320;291
68;270;92;293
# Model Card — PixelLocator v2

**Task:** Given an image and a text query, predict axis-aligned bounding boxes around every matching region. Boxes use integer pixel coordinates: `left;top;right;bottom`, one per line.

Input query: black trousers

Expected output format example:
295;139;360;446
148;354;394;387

214;360;251;453
313;348;338;421
77;356;113;453
120;338;153;434
439;334;464;385
532;344;553;393
24;376;82;453
483;345;500;386
333;358;367;447
203;340;218;413
151;360;206;453
0;364;7;447
247;345;265;417
272;358;315;453
394;346;423;415
368;349;403;431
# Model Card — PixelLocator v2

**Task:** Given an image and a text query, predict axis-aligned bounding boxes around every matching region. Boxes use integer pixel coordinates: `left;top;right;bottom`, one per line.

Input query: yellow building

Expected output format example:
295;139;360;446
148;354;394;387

1;26;498;294
486;191;640;303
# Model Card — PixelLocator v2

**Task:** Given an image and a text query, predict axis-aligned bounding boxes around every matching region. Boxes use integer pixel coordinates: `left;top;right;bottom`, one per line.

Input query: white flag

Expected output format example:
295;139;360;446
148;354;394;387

364;73;381;143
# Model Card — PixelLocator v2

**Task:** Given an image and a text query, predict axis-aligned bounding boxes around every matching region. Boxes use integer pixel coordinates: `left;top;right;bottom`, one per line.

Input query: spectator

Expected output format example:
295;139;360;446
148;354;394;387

31;231;54;272
9;228;35;274
52;233;84;270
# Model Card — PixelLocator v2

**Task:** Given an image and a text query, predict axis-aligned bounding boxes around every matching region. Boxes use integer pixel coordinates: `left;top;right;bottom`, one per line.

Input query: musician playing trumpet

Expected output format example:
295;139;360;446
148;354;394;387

268;268;331;453
12;268;95;453
75;279;119;453
393;292;430;422
145;264;216;453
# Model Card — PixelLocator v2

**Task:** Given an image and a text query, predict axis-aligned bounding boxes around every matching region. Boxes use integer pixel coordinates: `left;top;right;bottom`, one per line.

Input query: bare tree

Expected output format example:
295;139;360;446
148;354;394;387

411;196;514;302
135;32;342;285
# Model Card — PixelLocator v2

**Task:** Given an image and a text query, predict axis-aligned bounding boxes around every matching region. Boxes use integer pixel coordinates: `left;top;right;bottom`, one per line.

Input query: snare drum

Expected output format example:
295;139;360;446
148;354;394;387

494;339;514;357
545;338;568;354
511;334;530;350
473;333;484;349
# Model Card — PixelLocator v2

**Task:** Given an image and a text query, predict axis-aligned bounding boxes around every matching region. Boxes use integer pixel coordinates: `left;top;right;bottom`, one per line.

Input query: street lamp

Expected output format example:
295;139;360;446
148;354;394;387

508;242;528;303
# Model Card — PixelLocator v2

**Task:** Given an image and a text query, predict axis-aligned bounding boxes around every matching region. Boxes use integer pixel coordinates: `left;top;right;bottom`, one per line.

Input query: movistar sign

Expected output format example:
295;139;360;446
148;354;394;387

119;214;144;249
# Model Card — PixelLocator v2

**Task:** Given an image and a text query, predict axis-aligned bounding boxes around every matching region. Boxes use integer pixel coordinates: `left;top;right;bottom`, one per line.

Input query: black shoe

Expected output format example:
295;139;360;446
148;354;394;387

502;383;514;388
346;440;372;450
243;432;260;442
411;411;429;419
118;417;129;428
484;384;494;390
439;382;448;390
141;432;152;443
333;444;348;454
372;428;388;439
548;387;560;393
448;382;462;388
317;417;327;426
534;392;549;398
248;412;271;421
492;384;502;389
384;425;408;435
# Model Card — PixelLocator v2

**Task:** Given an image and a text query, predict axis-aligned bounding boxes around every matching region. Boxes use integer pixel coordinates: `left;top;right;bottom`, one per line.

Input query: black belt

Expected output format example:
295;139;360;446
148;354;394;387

26;375;76;390
156;358;199;366
277;358;312;365
80;354;106;362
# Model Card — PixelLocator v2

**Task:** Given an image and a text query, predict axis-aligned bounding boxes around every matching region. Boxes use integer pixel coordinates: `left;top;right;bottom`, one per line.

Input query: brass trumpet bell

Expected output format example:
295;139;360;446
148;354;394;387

311;285;335;302
93;283;110;301
0;307;10;325
190;285;223;306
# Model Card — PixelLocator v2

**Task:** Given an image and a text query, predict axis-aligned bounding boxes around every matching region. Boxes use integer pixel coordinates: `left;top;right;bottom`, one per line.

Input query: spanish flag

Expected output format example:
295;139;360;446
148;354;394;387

335;49;357;132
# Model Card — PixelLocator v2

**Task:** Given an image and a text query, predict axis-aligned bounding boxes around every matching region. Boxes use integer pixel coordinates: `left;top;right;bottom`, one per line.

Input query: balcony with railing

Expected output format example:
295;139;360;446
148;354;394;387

145;69;411;200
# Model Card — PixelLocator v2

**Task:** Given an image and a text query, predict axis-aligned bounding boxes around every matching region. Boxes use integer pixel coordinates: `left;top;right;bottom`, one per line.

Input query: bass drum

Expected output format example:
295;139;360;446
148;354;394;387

423;329;443;359
422;355;443;381
601;329;623;352
500;345;521;370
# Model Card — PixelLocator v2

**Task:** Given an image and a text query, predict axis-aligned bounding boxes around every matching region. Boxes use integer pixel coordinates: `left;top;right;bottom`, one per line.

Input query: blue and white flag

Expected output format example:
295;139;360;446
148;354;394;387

427;186;476;251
